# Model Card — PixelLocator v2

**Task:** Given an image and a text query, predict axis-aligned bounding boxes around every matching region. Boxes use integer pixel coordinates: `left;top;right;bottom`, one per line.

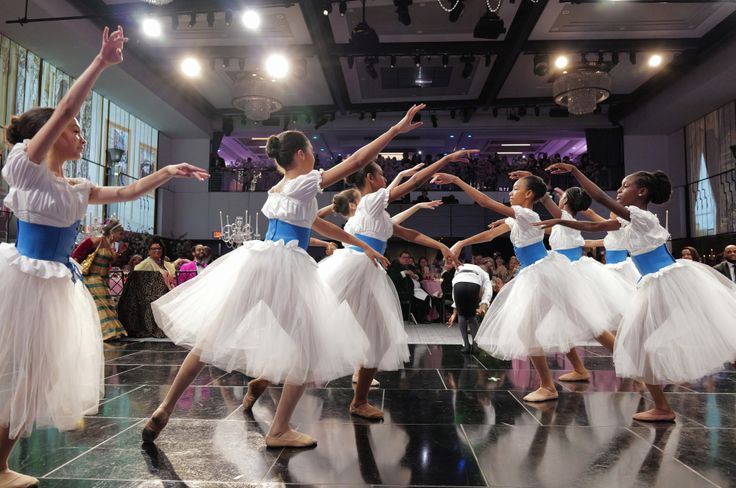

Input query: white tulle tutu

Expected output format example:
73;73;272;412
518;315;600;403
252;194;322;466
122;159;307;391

476;252;620;359
318;249;409;371
605;258;641;285
0;243;104;438
614;259;736;384
568;256;633;331
152;240;369;385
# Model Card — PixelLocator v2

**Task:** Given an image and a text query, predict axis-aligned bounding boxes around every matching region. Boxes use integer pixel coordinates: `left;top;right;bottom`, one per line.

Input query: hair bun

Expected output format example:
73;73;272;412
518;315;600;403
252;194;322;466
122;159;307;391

650;170;672;205
265;136;281;159
5;116;23;145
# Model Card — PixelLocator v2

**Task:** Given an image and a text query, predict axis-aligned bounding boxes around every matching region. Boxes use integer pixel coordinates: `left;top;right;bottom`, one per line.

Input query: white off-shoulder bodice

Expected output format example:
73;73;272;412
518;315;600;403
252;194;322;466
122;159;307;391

504;206;544;247
261;170;322;228
2;140;93;227
549;210;585;250
344;188;393;242
603;217;630;251
622;206;670;256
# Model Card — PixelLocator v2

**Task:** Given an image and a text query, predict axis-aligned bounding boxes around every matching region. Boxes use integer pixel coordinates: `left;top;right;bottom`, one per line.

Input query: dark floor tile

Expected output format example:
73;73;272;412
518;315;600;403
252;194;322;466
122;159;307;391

9;418;140;477
104;365;226;387
116;340;188;352
95;385;243;420
442;368;566;392
103;350;138;362
327;370;445;390
266;423;487;486
629;424;736;487
663;393;736;427
106;351;191;366
382;389;538;426
465;424;715;488
554;371;695;394
405;344;485;370
104;365;141;379
49;419;279;484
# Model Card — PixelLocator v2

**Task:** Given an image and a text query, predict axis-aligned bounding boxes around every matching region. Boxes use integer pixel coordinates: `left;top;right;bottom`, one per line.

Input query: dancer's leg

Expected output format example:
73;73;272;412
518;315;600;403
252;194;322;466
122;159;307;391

559;347;591;382
242;377;271;412
350;367;382;420
634;384;675;422
467;317;480;354
265;383;316;447
523;356;558;402
595;330;615;352
0;427;37;487
142;351;206;442
457;316;470;352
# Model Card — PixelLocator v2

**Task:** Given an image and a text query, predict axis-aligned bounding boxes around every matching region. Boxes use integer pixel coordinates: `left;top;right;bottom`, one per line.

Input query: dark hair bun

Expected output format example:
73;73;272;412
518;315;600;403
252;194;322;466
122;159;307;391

5;116;23;145
565;187;592;213
521;175;548;201
265;135;281;159
5;107;54;145
332;189;359;217
650;170;672;205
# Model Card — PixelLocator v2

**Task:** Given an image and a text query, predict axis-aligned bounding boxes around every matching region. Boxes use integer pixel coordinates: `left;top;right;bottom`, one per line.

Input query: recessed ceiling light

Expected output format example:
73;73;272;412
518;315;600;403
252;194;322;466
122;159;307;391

180;57;202;77
501;143;531;147
554;55;569;69
648;54;663;67
264;53;290;79
141;17;162;38
242;10;261;30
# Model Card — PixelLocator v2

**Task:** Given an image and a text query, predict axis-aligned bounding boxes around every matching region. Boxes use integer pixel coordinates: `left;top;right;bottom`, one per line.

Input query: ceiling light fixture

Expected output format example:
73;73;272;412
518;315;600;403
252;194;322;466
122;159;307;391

390;55;397;68
206;11;215;28
414;55;421;68
188;13;196;28
350;0;379;49
460;55;474;79
242;10;261;30
474;10;505;40
533;54;549;76
365;57;379;79
264;53;290;79
180;57;202;77
431;114;438;128
648;54;663;67
554;55;569;70
339;0;347;15
447;0;465;23
323;1;333;16
394;0;412;26
224;10;232;26
141;17;162;38
442;54;449;68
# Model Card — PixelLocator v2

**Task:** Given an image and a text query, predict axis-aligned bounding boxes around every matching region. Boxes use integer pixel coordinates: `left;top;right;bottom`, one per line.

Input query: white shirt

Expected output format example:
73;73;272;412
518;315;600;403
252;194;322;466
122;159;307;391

344;188;393;243
451;264;493;306
504;206;544;247
727;262;736;281
261;170;322;228
621;206;670;256
549;210;585;250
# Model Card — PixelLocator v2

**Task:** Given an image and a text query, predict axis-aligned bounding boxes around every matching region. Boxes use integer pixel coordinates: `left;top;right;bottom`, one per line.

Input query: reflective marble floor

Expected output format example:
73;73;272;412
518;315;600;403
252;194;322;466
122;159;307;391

13;340;736;487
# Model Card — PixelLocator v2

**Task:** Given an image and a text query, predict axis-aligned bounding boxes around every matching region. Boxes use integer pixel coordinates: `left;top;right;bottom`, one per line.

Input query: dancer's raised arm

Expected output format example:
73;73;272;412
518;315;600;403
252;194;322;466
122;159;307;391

450;224;510;257
532;218;621;232
430;173;515;218
26;26;127;164
311;217;390;268
89;163;209;204
392;224;458;268
387;163;424;192
546;163;630;221
320;104;425;188
391;200;442;225
388;149;479;202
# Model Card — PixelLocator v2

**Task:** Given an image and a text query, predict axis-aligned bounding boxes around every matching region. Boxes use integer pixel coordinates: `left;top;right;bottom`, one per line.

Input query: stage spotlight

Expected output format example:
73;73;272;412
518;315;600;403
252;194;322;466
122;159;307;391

242;10;261;30
323;1;333;16
180;57;202;78
460;55;474;79
442;54;449;68
171;14;179;30
365;57;379;79
390;55;397;68
629;51;637;65
371;111;377;121
474;10;505;39
414;55;421;68
394;0;412;26
239;58;245;71
449;0;464;22
350;1;379;49
339;0;347;15
265;53;290;79
450;109;456;119
206;11;215;28
188;13;197;28
648;54;663;67
347;56;354;69
142;17;162;38
221;58;230;69
224;10;232;26
533;54;549;76
554;55;569;70
431;114;438;128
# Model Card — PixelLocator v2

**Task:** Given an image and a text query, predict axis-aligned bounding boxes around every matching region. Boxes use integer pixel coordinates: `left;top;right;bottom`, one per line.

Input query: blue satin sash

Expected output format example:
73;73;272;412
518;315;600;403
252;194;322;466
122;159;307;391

555;247;583;262
513;241;548;269
15;220;82;282
631;244;676;276
264;219;312;250
605;249;628;265
349;233;387;254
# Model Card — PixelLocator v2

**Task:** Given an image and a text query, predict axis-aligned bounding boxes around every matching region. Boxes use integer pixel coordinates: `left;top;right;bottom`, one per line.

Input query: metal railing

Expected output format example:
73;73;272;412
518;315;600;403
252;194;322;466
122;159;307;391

683;167;736;237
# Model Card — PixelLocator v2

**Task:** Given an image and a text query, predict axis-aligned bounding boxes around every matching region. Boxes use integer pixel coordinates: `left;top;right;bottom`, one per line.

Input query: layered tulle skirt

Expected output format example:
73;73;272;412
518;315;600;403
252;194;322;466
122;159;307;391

605;258;641;285
151;240;369;385
476;252;622;359
568;255;633;331
318;249;409;371
0;243;104;438
614;259;736;384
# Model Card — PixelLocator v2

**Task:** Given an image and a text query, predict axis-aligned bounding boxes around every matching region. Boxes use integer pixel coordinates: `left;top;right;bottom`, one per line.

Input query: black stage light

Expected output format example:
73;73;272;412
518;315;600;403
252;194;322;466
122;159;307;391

315;115;328;130
365;57;378;79
533;54;549;76
224;10;232;26
460;55;474;79
206;11;215;28
449;0;464;22
350;0;379;49
629;51;637;65
431;114;438;128
534;106;540;117
518;107;527;117
347;56;354;69
450;109;456;119
171;14;179;30
188;13;196;28
323;1;333;16
507;111;520;122
414;55;421;67
442;54;449;68
339;0;347;15
359;112;365;120
485;53;491;67
492;107;498;117
474;11;506;40
371;111;377;121
394;0;412;26
390;55;397;68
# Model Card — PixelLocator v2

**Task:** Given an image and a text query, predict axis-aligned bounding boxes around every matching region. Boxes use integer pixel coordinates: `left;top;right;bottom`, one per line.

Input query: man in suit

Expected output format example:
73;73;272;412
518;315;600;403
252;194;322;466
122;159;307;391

388;251;418;320
713;245;736;282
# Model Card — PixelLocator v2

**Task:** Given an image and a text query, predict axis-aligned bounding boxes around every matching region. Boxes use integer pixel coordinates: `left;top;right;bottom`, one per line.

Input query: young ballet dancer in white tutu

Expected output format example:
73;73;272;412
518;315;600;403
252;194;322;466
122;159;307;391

310;150;473;419
0;27;210;488
143;104;426;448
433;172;620;402
538;163;736;421
583;209;641;284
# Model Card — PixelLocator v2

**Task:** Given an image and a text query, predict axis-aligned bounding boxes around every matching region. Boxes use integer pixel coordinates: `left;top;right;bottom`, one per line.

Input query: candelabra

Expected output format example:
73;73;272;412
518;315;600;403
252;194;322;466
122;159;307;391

219;210;260;248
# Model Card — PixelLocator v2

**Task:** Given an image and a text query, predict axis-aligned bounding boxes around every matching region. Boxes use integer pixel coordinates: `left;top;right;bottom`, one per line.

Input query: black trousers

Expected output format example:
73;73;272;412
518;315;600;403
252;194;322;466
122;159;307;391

452;282;481;318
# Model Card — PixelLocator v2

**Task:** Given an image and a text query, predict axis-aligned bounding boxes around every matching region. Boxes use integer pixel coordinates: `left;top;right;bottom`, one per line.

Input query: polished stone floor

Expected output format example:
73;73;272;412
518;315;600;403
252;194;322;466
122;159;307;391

12;340;736;487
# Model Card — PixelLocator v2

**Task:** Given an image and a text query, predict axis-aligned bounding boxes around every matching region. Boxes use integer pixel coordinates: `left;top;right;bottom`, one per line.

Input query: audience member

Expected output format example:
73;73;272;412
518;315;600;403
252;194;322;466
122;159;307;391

713;245;736;282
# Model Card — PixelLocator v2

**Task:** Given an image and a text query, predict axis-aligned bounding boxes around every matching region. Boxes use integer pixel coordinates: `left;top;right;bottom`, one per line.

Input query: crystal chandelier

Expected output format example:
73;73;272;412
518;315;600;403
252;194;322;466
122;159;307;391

140;0;174;5
232;78;283;122
219;210;261;248
553;69;611;115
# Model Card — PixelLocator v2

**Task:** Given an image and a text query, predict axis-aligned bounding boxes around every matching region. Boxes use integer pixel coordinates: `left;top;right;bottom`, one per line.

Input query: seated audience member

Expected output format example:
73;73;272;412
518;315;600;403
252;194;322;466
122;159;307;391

388;251;417;320
123;254;143;273
178;244;209;284
680;246;702;263
135;239;177;289
713;244;736;282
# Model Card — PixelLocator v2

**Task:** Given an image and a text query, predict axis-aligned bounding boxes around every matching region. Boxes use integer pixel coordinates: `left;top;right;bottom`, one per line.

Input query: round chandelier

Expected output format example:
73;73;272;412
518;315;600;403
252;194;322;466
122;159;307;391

553;69;611;115
232;95;283;122
140;0;174;5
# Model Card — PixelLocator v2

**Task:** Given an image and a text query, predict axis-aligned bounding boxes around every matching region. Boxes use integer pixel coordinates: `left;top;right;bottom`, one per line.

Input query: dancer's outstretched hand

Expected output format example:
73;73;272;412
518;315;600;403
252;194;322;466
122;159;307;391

166;163;211;181
99;26;128;66
553;187;565;201
365;248;391;268
398;163;425;179
392;103;426;134
532;218;563;230
546;162;576;174
487;218;505;229
445;149;480;163
442;248;460;269
508;170;533;180
416;200;443;211
429;173;456;185
450;242;464;257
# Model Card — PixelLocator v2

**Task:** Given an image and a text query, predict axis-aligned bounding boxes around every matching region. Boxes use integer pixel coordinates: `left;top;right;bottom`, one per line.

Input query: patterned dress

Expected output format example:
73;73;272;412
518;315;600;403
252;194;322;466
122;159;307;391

85;247;127;340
